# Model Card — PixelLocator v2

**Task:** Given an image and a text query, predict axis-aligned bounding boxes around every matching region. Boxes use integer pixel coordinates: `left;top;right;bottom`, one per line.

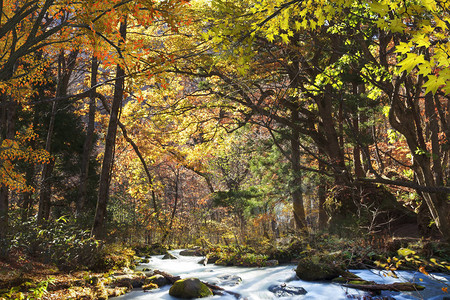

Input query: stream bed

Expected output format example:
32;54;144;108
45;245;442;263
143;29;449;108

117;250;449;300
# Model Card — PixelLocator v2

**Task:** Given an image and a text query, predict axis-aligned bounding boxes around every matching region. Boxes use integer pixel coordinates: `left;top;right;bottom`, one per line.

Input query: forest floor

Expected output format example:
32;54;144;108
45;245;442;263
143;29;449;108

0;249;137;300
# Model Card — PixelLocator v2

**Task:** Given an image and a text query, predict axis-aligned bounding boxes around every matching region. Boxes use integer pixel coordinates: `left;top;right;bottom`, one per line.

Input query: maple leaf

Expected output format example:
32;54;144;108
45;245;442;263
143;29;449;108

423;74;446;95
370;2;390;15
395;42;411;54
412;34;431;48
390;18;406;32
398;53;426;73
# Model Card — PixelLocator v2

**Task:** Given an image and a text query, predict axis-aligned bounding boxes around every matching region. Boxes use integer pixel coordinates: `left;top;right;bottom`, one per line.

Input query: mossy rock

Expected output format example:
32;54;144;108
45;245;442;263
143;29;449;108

146;274;169;287
295;254;344;281
332;271;364;284
179;248;204;256
162;252;177;260
331;277;348;283
135;243;168;256
169;278;213;299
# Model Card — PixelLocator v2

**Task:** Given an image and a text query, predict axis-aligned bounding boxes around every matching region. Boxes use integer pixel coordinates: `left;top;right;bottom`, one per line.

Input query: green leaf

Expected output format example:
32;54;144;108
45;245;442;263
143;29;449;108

398;53;426;73
390;18;406;32
423;74;446;94
370;2;390;15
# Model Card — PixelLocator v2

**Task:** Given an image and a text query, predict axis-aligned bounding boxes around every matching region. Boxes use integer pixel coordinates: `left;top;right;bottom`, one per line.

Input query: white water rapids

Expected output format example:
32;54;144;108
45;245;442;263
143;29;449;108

116;250;449;300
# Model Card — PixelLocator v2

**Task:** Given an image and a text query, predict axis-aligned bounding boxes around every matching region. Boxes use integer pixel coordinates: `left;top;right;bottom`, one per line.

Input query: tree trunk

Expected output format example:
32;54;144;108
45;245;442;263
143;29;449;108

317;91;351;185
389;87;450;238
318;150;327;229
37;50;78;224
77;56;98;218
0;99;16;237
37;99;57;224
92;19;127;239
290;108;307;230
353;116;364;178
352;84;365;178
0;186;8;239
161;169;180;244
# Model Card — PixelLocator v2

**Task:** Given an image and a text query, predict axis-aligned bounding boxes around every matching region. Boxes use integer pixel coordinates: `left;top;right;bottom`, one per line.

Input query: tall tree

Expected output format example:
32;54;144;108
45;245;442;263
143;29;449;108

92;18;127;239
78;56;98;218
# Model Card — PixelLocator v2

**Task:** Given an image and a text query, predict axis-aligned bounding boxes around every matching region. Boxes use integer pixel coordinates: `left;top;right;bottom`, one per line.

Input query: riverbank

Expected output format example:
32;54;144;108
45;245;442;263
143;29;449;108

0;246;147;300
1;234;449;299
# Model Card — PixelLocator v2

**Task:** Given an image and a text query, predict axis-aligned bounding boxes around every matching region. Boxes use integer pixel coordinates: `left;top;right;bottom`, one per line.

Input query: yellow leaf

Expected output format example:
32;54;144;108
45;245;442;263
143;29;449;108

390;18;406;32
398;53;426;73
412;34;431;48
395;42;411;54
422;0;437;11
423;74;446;95
417;61;432;76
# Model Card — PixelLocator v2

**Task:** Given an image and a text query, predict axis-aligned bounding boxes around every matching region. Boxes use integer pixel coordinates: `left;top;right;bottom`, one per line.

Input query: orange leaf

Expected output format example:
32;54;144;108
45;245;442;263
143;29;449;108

419;266;429;275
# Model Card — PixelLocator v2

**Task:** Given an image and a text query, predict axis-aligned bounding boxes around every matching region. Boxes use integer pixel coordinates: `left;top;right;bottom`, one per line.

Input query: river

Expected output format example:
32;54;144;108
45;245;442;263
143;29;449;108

117;250;449;299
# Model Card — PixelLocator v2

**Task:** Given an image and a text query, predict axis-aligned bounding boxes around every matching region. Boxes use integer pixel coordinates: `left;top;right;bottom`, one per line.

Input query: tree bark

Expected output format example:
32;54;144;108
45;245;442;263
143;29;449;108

0;98;16;237
388;80;450;238
77;56;98;218
318;149;327;229
290;108;307;230
37;98;57;224
92;18;127;239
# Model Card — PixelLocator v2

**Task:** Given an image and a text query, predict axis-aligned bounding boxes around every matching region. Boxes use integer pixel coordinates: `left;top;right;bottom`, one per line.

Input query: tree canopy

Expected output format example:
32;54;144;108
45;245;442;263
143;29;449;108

1;0;450;248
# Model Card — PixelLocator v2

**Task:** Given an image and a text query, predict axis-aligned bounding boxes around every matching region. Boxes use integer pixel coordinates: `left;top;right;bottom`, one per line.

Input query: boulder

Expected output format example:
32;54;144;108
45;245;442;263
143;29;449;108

135;243;167;256
146;274;169;287
162;252;177;259
179;249;203;256
113;275;145;288
211;274;242;287
264;260;279;267
268;284;307;297
206;254;220;264
295;255;343;281
169;278;213;298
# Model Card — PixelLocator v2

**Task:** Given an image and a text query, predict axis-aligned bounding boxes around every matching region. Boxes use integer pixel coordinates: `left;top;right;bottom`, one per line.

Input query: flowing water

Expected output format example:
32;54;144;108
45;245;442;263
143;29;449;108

117;250;450;300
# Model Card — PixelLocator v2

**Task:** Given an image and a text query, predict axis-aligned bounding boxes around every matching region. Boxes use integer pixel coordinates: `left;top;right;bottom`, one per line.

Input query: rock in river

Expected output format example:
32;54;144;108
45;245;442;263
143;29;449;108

268;284;307;297
179;248;203;256
169;278;213;298
211;274;242;286
145;274;169;287
162;252;177;259
295;254;343;281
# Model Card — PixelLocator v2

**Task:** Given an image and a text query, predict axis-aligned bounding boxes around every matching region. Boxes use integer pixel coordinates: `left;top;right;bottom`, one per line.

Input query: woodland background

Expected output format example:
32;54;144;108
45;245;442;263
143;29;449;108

1;0;450;264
